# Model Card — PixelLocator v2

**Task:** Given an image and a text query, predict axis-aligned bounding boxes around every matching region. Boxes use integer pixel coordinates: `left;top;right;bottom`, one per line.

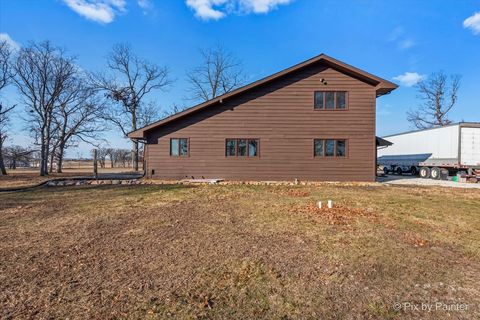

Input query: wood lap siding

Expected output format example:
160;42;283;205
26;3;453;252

145;62;377;181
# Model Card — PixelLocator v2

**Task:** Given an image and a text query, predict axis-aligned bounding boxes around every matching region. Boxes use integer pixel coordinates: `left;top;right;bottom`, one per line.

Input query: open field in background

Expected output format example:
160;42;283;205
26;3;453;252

0;166;142;188
0;183;479;319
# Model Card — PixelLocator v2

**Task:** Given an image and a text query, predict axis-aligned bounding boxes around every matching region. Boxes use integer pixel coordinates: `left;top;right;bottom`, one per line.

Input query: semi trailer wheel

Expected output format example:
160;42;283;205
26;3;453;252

431;167;441;180
410;166;418;176
383;166;389;175
440;169;449;180
419;167;430;179
395;167;403;175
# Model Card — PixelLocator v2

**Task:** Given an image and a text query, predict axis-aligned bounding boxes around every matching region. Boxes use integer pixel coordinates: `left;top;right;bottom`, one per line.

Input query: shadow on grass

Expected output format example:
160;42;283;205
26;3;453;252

50;183;197;193
0;184;198;204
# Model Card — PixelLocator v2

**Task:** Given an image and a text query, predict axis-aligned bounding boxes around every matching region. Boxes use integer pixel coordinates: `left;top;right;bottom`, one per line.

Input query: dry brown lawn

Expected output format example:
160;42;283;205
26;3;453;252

0;183;479;319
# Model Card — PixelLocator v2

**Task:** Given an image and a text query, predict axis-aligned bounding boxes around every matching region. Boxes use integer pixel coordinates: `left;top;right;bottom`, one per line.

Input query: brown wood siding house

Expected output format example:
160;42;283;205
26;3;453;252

128;54;397;181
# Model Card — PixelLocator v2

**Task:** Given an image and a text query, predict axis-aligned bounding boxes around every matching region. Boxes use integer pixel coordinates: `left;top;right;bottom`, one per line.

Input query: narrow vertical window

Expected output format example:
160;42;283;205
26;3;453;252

314;139;324;157
179;139;188;156
170;138;179;156
226;139;236;156
238;139;247;156
336;92;346;109
248;139;258;157
314;91;324;109
325;92;335;109
336;139;346;157
325;139;335;156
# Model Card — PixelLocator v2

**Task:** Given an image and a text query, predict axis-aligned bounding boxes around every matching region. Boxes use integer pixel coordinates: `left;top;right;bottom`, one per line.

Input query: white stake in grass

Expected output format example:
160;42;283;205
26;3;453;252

328;200;333;209
318;201;322;209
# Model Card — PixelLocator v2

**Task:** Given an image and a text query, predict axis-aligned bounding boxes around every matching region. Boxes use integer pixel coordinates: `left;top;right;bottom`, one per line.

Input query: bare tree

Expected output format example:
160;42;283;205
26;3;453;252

96;147;108;168
92;43;170;171
13;41;77;176
0;40;14;91
4;145;35;169
186;45;246;102
105;147;115;168
0;40;16;175
407;71;461;129
162;102;188;118
115;149;132;168
0;103;15;175
51;75;104;173
139;102;163;127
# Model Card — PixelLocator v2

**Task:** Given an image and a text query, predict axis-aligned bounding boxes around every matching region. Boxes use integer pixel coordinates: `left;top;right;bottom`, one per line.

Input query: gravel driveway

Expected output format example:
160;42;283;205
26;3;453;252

378;175;480;189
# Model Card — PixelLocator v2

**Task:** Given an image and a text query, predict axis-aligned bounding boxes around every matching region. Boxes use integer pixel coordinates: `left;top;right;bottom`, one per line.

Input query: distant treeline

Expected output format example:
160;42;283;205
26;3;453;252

94;148;144;169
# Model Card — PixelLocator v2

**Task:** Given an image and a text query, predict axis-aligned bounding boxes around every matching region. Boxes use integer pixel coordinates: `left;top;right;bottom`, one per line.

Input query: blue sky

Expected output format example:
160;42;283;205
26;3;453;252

1;0;479;156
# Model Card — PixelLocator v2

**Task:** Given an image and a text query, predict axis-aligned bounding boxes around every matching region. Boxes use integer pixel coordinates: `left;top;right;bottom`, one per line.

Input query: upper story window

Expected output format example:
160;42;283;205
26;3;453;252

314;91;347;110
314;139;347;157
170;138;189;157
226;139;259;157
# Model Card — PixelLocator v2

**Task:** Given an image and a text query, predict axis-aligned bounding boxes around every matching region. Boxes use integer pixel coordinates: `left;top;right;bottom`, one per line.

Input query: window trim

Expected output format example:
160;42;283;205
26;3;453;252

225;138;260;158
313;138;348;158
170;138;189;157
314;91;349;110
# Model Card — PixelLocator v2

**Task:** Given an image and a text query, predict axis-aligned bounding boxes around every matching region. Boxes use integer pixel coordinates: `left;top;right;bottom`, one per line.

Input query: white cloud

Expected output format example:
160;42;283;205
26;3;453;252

463;12;480;35
388;26;415;50
388;26;404;42
393;72;426;87
240;0;292;13
0;33;20;51
137;0;153;13
62;0;126;24
398;38;415;50
186;0;292;20
186;0;227;20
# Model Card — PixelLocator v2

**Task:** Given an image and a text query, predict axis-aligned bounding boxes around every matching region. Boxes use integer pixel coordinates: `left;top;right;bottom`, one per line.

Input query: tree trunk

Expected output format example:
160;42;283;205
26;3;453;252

0;143;7;175
56;114;68;174
93;149;98;178
133;140;139;171
39;130;47;176
56;141;65;173
49;147;55;173
42;115;53;176
132;110;139;171
56;151;64;173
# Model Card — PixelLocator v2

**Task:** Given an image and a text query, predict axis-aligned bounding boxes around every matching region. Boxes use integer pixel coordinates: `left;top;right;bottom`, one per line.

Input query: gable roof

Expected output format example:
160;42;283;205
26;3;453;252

129;53;398;139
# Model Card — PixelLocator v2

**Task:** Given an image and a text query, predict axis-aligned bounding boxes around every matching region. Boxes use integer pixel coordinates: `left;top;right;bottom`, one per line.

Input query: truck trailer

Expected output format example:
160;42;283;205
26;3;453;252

377;122;480;179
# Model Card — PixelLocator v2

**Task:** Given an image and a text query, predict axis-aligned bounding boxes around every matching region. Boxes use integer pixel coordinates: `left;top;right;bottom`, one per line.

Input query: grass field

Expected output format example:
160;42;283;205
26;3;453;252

0;183;479;319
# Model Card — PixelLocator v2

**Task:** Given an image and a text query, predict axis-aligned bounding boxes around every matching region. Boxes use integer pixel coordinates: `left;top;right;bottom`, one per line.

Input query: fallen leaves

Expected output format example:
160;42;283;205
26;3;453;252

269;188;311;197
289;203;377;225
278;189;311;197
404;232;429;247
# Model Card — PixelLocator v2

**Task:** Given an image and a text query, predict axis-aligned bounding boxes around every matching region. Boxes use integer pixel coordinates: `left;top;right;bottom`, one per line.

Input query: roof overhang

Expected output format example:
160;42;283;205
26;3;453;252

128;54;398;139
376;136;393;147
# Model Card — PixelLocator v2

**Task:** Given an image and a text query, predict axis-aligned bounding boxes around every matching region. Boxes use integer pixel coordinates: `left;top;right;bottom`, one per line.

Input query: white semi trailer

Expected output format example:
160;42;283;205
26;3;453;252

377;122;480;179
